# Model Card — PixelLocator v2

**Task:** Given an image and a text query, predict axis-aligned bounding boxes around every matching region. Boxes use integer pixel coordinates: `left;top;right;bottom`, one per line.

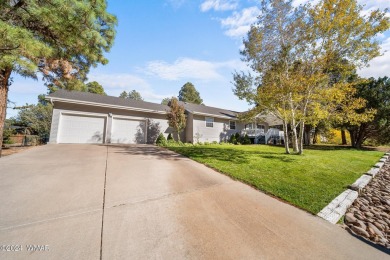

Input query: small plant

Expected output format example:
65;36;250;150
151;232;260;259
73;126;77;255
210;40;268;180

197;142;203;145
194;132;202;143
212;141;218;145
156;133;167;145
204;142;210;145
167;133;174;141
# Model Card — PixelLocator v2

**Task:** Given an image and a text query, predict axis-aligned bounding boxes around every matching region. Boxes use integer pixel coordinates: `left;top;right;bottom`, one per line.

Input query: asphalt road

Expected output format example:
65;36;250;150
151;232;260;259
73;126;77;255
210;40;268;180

0;144;388;259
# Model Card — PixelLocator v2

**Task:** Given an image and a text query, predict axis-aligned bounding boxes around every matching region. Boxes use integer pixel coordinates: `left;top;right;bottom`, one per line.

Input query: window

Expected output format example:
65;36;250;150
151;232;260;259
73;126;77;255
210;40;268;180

256;124;264;130
229;121;236;130
245;123;253;129
205;117;214;127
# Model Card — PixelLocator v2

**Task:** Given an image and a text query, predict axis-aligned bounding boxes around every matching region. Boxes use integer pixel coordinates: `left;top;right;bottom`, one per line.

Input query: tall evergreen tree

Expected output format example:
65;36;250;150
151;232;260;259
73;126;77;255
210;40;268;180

0;0;117;151
178;82;203;104
119;91;128;99
86;81;106;95
128;90;143;101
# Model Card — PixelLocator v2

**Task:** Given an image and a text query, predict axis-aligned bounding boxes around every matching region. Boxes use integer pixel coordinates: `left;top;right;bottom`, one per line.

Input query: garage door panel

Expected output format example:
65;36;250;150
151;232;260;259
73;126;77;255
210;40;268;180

111;118;145;144
59;114;106;144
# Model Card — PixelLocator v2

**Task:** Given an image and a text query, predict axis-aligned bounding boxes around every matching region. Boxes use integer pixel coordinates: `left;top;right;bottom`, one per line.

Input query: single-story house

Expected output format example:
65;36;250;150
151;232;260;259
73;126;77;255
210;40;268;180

46;90;284;144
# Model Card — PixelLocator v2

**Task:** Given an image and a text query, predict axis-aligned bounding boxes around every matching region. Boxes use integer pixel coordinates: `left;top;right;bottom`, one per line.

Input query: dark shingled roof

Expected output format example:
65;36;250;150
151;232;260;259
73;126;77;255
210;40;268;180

47;90;239;118
47;89;170;112
182;102;238;119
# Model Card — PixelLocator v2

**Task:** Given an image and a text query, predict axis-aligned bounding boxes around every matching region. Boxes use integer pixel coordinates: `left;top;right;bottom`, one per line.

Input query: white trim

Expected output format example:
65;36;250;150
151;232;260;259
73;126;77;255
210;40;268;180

193;111;236;120
49;97;167;115
112;114;147;121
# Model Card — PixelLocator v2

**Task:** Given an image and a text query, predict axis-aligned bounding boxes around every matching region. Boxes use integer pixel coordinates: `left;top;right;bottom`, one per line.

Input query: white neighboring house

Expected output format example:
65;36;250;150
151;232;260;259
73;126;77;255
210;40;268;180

46;90;284;144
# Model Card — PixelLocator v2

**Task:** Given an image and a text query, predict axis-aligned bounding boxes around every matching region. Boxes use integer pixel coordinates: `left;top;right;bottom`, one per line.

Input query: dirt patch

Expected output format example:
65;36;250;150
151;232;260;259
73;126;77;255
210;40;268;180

1;146;38;157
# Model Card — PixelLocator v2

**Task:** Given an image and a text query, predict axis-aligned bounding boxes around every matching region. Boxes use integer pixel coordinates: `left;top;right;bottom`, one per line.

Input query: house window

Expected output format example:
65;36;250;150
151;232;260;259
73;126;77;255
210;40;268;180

205;117;214;127
245;123;254;129
256;124;265;130
229;121;236;130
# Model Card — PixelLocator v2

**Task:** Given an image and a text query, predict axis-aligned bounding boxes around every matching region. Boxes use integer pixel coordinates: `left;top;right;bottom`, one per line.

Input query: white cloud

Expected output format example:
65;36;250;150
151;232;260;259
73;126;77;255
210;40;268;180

88;73;175;102
220;6;260;38
200;0;238;12
166;0;186;9
143;57;244;81
358;37;390;78
88;73;150;89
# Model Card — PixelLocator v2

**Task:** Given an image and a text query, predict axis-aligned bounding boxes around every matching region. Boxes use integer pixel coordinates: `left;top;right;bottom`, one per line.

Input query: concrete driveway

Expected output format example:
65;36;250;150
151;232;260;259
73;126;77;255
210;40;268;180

0;144;388;259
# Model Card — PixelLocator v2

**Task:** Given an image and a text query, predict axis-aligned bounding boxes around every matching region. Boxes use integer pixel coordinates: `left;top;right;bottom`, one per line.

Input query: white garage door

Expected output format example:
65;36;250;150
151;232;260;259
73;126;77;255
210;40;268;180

111;118;145;144
59;114;106;143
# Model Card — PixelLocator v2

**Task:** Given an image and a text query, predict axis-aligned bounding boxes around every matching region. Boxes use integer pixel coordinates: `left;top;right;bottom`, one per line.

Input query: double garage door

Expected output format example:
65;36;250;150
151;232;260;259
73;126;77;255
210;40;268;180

58;114;145;144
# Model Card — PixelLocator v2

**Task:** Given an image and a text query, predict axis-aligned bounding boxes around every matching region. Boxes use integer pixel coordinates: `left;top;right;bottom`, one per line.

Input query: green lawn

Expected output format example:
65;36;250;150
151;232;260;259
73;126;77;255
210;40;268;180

167;144;384;214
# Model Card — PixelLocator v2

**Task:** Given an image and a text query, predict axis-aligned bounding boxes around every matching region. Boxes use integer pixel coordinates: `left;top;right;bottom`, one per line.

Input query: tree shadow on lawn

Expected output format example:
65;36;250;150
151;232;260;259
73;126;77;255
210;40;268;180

172;147;297;164
304;144;380;151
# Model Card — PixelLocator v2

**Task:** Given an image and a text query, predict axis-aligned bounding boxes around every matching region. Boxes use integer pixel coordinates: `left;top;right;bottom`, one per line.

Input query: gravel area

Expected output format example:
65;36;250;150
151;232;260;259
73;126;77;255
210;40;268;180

344;156;390;248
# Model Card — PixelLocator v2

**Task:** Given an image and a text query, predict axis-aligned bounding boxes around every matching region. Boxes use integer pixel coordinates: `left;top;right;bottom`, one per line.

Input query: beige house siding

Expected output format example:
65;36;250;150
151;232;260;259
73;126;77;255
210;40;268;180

49;102;173;144
185;113;194;143
191;114;242;143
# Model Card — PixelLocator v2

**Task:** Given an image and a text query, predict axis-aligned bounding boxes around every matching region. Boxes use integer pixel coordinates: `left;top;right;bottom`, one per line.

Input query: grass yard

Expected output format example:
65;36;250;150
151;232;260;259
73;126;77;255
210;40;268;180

167;144;384;214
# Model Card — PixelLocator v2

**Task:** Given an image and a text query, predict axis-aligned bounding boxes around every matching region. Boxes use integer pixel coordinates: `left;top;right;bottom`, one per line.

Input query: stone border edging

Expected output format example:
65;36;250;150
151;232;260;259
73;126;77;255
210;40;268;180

317;152;390;224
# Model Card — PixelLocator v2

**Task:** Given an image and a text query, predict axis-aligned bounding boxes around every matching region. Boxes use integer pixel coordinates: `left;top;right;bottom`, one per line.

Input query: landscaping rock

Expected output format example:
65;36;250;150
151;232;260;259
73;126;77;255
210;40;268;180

344;154;390;249
350;226;370;238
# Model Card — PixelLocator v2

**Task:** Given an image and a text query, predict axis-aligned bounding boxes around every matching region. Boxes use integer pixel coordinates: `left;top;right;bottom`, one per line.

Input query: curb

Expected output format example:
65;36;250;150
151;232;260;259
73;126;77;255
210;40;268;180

317;152;389;224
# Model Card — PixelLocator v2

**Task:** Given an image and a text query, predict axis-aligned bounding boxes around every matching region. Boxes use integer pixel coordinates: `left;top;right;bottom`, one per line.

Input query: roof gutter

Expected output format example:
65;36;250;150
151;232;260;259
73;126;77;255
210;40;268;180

45;96;168;115
191;111;237;120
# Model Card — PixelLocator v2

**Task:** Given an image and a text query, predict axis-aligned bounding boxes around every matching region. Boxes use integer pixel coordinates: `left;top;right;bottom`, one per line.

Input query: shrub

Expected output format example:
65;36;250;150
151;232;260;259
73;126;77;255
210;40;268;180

241;134;251;145
156;133;166;145
204;142;210;145
229;134;237;144
212;141;218;145
167;133;174;141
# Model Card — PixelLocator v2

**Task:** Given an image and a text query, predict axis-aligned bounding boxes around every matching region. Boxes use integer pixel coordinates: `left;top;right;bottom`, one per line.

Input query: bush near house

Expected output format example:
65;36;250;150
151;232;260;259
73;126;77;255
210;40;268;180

156;133;167;145
228;133;251;145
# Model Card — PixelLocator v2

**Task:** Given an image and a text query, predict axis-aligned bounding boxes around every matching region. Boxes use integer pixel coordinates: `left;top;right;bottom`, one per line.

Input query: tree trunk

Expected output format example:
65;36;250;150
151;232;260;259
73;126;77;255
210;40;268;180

282;120;290;154
0;68;12;158
312;127;318;144
175;129;180;142
349;128;356;147
341;128;347;145
354;124;367;149
291;125;298;153
298;121;305;155
304;125;311;146
348;124;367;149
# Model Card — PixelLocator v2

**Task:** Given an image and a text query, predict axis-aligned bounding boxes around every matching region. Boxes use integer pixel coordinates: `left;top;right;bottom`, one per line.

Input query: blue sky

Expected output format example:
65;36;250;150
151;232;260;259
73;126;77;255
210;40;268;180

6;0;390;118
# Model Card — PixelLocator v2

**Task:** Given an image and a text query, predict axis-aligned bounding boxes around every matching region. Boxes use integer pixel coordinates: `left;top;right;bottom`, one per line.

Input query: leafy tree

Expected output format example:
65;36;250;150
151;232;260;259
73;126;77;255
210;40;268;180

167;98;186;141
128;90;143;101
0;0;117;151
233;0;389;154
13;103;53;141
178;82;203;104
119;91;128;99
161;97;171;105
346;77;390;147
86;81;106;95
